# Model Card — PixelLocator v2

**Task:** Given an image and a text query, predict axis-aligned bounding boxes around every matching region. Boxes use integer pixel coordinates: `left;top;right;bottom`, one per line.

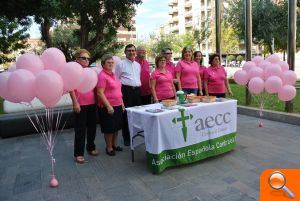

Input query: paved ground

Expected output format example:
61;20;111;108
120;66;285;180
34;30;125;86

0;114;299;201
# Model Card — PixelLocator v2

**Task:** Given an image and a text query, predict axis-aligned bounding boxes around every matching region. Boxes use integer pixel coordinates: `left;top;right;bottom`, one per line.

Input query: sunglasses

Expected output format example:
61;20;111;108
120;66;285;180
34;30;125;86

165;52;172;55
77;57;90;61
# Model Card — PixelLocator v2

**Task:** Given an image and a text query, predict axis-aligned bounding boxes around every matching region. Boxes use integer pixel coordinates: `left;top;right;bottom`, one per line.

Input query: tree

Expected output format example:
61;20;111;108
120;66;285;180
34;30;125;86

193;21;211;50
0;0;142;62
224;0;299;54
0;17;30;64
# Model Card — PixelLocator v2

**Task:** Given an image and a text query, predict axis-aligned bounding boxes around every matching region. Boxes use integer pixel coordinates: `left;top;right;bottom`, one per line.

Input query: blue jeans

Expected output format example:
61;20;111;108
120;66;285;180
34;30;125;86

182;88;198;95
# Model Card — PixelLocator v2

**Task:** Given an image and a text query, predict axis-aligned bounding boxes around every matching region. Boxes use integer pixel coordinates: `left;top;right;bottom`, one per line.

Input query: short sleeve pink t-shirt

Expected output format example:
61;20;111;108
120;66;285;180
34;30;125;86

204;66;227;93
165;61;176;78
175;60;199;89
97;70;122;107
150;69;174;100
75;90;96;106
135;57;151;96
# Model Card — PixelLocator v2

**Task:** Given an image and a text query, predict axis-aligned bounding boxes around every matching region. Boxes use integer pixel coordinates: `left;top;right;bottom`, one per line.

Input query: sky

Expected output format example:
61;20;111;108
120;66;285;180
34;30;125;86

28;0;169;40
135;0;169;40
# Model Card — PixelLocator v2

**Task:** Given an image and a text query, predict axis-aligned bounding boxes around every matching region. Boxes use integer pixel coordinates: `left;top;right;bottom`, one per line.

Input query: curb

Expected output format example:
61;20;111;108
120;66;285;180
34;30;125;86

237;105;300;126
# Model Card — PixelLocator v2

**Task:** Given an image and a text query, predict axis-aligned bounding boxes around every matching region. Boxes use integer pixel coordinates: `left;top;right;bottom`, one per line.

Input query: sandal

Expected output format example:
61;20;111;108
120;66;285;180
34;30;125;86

105;148;115;156
87;150;99;156
112;146;123;151
75;156;86;164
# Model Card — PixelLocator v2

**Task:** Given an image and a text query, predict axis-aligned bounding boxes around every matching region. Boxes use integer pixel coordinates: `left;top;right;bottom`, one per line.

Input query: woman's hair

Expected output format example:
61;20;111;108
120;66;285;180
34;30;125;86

101;54;113;66
209;53;220;66
161;47;172;54
194;51;203;65
181;46;193;59
155;54;166;67
74;49;91;58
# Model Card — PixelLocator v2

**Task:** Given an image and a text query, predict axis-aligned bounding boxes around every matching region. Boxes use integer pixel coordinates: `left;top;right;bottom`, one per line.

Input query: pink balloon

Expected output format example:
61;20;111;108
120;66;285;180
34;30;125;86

278;85;296;101
60;62;83;91
8;63;16;72
233;70;248;85
251;56;264;65
50;177;59;187
266;54;281;63
264;64;282;79
248;77;264;94
248;67;264;79
278;61;289;72
35;70;63;103
41;95;61;108
242;61;256;72
257;60;271;70
16;53;44;75
265;76;282;94
281;70;297;85
41;48;66;72
8;69;36;102
76;68;98;93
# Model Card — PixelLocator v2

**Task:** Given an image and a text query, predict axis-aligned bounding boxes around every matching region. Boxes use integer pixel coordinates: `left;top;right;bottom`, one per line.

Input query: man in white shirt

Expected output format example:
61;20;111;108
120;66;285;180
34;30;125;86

115;44;141;146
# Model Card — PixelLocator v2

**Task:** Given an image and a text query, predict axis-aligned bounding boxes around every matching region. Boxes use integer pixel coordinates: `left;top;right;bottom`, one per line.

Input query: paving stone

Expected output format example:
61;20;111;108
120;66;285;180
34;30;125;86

1;114;299;200
13;170;42;195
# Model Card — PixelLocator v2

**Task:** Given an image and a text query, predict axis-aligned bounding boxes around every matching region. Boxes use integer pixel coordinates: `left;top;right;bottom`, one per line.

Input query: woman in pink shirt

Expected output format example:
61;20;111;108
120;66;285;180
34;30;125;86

194;51;206;95
150;54;176;102
97;54;125;156
175;46;203;95
70;49;98;164
204;54;233;98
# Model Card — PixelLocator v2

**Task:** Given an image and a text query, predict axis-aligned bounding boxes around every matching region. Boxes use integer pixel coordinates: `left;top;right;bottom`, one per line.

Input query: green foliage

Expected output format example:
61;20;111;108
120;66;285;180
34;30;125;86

236;55;244;62
148;27;210;58
224;0;299;54
221;22;240;54
0;17;30;64
0;0;142;63
227;55;236;62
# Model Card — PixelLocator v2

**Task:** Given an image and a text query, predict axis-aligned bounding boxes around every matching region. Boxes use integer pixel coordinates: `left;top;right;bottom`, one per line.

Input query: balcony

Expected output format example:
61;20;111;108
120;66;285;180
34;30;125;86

185;11;192;18
168;0;173;6
172;7;178;13
184;1;192;8
185;21;193;28
173;16;179;22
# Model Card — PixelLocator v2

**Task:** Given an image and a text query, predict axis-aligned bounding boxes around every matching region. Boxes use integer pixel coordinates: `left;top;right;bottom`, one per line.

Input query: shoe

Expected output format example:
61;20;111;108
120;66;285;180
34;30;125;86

75;156;86;164
105;148;115;156
113;146;123;151
87;150;99;156
124;141;130;146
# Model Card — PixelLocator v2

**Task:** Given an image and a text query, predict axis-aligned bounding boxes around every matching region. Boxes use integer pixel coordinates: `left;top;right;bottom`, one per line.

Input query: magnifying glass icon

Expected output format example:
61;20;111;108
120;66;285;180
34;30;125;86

268;171;295;199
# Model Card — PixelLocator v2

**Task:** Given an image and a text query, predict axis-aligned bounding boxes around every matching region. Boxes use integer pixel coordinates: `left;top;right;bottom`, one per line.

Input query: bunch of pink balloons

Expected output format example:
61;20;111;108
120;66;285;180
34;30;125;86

0;48;98;108
234;54;297;101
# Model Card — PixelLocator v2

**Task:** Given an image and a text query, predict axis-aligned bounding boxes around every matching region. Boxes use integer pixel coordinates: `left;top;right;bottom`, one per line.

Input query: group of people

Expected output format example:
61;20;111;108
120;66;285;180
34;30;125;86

70;44;233;163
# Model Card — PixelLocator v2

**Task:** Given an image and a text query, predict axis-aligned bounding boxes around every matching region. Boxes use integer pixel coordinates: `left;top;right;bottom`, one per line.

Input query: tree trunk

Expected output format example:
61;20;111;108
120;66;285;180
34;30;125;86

41;18;52;48
267;42;273;54
79;13;89;49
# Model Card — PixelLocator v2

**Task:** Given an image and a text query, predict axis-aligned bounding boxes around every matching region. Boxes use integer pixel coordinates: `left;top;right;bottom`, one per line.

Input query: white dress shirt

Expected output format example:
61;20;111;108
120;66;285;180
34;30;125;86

115;58;141;87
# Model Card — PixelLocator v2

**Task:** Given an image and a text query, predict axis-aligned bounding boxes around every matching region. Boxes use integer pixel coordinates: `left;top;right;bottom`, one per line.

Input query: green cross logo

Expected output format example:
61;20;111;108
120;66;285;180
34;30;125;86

172;108;193;142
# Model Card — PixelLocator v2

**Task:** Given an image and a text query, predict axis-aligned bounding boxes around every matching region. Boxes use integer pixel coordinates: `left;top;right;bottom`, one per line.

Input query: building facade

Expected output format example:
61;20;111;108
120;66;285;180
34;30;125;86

117;20;137;43
168;0;214;53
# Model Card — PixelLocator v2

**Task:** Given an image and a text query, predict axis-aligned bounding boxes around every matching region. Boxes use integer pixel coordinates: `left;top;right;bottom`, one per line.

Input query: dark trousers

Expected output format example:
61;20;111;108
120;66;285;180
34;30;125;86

121;85;141;142
209;93;226;98
74;104;97;157
141;95;152;105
